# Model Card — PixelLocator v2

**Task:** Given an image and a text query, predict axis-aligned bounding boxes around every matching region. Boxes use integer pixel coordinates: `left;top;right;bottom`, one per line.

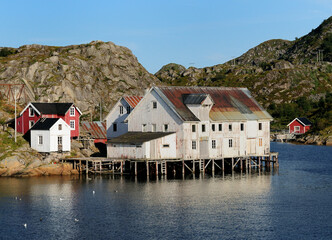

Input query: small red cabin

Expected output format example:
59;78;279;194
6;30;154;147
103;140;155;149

287;117;312;134
16;102;82;138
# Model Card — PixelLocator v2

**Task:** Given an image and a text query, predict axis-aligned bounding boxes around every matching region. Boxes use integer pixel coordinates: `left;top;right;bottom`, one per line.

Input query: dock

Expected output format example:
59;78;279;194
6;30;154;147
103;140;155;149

61;152;279;177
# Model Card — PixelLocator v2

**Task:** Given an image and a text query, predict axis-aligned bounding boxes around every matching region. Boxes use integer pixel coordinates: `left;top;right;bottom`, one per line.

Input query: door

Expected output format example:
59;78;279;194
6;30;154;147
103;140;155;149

199;140;209;159
246;139;256;155
58;136;63;152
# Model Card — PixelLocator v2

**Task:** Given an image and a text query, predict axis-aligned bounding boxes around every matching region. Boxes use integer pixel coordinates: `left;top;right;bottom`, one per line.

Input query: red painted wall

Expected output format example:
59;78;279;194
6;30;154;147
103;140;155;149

289;120;311;134
16;105;81;138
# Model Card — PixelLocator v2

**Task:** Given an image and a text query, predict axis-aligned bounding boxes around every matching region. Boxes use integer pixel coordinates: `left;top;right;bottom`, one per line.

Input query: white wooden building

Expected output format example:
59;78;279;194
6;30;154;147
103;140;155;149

105;96;142;139
107;86;273;160
30;118;71;153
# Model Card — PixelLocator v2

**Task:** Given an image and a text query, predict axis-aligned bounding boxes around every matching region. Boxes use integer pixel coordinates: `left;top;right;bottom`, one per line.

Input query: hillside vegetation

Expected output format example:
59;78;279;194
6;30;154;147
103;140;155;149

155;16;332;133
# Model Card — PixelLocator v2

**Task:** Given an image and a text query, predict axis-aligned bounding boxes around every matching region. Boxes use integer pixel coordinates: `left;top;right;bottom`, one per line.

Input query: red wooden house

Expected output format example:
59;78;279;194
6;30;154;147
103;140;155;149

16;102;82;138
287;117;312;134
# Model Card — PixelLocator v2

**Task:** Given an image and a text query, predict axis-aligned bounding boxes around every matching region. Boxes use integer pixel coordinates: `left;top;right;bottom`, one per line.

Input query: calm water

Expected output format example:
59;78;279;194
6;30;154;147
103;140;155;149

0;142;332;240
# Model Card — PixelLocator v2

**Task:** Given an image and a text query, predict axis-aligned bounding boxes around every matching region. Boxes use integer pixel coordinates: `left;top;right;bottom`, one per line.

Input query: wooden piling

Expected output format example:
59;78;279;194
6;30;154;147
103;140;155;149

86;160;88;175
156;161;158;176
121;161;123;175
212;159;215;174
135;162;137;176
146;161;149;176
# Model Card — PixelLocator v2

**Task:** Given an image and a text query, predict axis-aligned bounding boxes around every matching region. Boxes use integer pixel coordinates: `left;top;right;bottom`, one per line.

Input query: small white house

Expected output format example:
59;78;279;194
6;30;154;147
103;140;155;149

30;118;71;153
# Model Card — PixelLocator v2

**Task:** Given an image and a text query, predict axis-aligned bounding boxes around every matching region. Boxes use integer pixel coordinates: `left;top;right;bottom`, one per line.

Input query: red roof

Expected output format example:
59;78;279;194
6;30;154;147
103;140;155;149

155;86;272;121
123;96;142;108
81;121;106;139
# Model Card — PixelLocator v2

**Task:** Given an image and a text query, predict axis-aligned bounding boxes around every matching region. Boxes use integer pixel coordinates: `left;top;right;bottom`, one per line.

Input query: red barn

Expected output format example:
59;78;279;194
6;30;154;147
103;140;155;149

287;117;312;134
16;102;82;138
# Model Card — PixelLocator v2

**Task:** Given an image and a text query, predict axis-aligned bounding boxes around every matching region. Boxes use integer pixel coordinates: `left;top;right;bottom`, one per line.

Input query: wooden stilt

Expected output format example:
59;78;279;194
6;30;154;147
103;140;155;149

222;158;225;172
212;159;215;175
182;160;185;177
240;158;243;171
86;160;88;175
121;161;123;175
259;157;261;169
146;161;149;176
156;161;158;176
79;160;82;173
135;162;137;176
74;161;76;170
193;160;195;173
231;157;234;170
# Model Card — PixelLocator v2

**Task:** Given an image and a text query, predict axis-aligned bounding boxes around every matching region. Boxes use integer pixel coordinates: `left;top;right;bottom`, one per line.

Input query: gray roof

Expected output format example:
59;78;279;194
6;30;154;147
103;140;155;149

182;94;208;105
32;102;73;115
108;131;175;144
297;117;312;126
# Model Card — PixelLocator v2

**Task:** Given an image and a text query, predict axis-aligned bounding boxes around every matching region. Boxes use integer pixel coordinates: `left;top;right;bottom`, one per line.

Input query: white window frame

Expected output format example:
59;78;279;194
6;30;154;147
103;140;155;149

126;106;131;114
241;123;244;131
229;139;233;148
212;139;216;149
192;124;196;132
163;124;169;132
38;135;43;145
212;124;215;132
294;126;300;132
202;124;206;132
120;106;124;115
229;124;232;131
29;120;34;129
70;120;75;130
70;107;75;116
29;107;34;117
152;101;157;109
259;122;262;131
218;124;222;131
58;136;62;145
58;124;62;131
192;140;197;150
142;124;147;132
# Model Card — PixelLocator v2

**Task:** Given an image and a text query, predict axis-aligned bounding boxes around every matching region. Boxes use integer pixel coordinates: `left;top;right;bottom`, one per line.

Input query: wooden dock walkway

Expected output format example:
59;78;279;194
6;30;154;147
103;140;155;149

61;152;279;177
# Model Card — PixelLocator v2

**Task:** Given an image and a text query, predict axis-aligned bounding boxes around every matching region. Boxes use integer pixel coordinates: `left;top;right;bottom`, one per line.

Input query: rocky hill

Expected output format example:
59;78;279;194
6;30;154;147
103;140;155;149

0;40;161;119
155;17;332;108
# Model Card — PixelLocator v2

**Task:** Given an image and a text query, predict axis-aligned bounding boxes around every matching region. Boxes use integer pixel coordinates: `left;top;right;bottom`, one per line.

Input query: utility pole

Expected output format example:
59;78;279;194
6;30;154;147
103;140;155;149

14;89;17;143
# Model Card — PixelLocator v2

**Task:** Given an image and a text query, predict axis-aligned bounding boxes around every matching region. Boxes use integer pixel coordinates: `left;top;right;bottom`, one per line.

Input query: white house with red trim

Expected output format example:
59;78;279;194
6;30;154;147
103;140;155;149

16;102;82;138
105;96;142;139
287;117;312;134
30;118;71;153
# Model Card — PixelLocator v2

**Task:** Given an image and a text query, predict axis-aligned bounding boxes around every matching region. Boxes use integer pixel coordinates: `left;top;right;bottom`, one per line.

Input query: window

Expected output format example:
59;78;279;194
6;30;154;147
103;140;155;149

212;124;215;132
58;124;62;131
259;138;263;147
212;140;216;149
192;124;196;132
192;141;197;150
120;106;124;114
241;123;244;131
29;107;34;117
29;121;34;129
127;106;131;114
202;124;206;132
162;144;170;148
113;123;117;132
58;136;62;145
229;124;232;131
70;107;75;116
294;126;300;132
152;101;157;109
142;124;147;132
218;124;222;131
136;145;142;148
163;124;169;132
38;135;43;145
259;123;262;130
152;124;156;132
229;139;233;148
70;120;75;129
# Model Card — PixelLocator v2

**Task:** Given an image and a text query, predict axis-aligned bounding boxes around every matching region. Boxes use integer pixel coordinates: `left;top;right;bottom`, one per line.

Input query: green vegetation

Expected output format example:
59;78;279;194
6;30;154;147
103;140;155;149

268;93;332;132
0;48;17;57
321;33;332;62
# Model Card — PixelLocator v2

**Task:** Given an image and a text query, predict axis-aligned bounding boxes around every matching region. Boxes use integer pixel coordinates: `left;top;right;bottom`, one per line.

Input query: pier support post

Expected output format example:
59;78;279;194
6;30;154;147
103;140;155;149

121;161;123;175
74;161;76;170
146;161;149;176
156;161;158;176
222;158;225;172
135;162;137;176
212;159;215;175
259;157;261;169
86;160;88;175
182;160;185;177
240;158;243;171
231;158;234;170
192;160;195;174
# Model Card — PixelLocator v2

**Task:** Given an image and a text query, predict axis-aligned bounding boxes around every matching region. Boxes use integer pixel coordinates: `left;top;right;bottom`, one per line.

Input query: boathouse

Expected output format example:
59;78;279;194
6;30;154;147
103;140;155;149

107;86;273;160
16;102;82;138
287;117;312;134
30;118;71;153
105;96;143;139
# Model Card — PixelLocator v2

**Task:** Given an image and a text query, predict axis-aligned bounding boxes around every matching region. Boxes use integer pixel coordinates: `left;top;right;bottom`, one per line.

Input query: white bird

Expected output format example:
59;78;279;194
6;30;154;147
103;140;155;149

92;191;95;195
74;218;79;222
114;190;118;193
60;198;64;201
19;198;22;201
15;197;18;200
23;223;27;229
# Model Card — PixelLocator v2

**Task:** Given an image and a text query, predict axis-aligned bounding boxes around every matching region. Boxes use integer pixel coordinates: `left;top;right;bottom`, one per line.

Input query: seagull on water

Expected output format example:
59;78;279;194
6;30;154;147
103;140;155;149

92;191;95;195
60;198;64;201
74;218;79;222
23;223;27;229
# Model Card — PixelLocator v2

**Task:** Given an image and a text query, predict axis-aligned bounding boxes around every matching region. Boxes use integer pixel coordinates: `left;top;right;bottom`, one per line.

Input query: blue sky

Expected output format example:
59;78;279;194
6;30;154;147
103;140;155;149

0;0;331;73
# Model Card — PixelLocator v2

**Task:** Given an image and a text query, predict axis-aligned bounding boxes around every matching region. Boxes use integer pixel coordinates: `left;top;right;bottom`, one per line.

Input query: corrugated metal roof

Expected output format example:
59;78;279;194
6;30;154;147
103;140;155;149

123;96;143;108
108;131;175;144
156;86;272;121
81;121;106;139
